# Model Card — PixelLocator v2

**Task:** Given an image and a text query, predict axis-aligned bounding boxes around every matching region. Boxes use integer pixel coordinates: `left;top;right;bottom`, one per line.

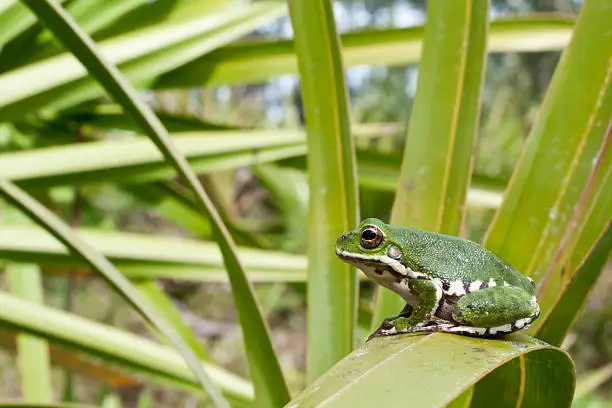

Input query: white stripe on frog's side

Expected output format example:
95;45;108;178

448;326;487;336
488;324;513;335
429;280;443;319
487;278;497;287
514;317;532;329
445;280;466;297
334;248;427;279
468;280;483;292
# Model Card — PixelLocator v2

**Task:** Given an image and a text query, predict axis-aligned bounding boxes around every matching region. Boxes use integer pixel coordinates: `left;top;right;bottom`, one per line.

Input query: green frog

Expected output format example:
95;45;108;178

335;218;540;340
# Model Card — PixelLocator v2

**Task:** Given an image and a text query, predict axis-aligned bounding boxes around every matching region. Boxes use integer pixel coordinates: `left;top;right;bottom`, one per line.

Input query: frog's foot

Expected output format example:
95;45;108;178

367;318;441;341
367;320;495;341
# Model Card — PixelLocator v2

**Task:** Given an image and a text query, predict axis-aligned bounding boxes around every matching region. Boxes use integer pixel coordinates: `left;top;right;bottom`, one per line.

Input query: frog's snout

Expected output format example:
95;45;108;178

335;234;347;250
335;232;355;253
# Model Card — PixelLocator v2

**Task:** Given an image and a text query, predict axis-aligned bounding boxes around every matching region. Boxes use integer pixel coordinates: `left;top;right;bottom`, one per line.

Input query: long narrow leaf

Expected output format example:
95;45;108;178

134;280;210;360
0;181;227;406
535;220;612;346
0;226;307;281
0;2;285;120
21;1;289;405
0;292;253;403
155;16;573;88
374;0;489;325
288;0;359;381
6;263;52;402
484;0;612;331
0;130;305;188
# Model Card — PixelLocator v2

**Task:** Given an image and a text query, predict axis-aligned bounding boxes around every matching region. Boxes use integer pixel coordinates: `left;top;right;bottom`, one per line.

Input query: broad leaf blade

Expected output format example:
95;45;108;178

286;333;574;408
374;0;489;325
21;1;289;405
288;0;359;381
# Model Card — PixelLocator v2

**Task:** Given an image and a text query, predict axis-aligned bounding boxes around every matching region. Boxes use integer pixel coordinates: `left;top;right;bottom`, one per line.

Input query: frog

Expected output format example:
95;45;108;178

335;218;540;340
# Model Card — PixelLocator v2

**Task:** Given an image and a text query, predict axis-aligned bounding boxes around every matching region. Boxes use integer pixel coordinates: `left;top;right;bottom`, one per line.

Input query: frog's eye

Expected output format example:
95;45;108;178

360;225;384;249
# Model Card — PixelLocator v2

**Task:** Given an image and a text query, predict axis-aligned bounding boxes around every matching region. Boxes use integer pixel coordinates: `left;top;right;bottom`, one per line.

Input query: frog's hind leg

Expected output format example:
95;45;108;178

446;285;540;337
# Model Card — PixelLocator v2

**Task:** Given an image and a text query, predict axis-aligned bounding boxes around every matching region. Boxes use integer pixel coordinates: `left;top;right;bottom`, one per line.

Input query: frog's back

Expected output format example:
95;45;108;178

394;226;535;295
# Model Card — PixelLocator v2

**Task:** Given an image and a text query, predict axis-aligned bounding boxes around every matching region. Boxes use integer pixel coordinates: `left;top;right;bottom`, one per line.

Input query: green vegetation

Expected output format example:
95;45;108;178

0;1;610;407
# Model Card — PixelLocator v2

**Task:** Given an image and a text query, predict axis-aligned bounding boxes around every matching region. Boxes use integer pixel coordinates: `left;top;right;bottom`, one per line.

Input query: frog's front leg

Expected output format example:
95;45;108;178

369;279;441;340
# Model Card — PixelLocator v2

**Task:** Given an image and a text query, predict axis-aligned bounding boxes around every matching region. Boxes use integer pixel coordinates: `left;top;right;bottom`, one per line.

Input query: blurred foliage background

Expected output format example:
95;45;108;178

0;0;610;407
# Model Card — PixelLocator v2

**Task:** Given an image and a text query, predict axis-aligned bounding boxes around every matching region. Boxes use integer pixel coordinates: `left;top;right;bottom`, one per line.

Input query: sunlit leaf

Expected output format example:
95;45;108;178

0;180;227;406
0;130;305;188
0;226;307;282
0;292;253;403
6;263;52;402
18;1;289;404
0;1;285;120
288;0;359;381
155;16;573;88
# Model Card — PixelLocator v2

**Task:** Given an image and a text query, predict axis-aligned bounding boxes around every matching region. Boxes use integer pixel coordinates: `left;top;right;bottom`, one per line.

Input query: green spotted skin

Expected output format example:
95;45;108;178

335;218;540;339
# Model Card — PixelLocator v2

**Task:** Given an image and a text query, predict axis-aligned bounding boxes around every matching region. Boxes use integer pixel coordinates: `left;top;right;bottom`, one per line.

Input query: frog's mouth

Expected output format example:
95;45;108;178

334;248;420;279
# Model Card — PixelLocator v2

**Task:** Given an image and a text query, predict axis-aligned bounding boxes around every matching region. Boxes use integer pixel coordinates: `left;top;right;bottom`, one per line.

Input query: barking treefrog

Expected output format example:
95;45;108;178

335;218;540;340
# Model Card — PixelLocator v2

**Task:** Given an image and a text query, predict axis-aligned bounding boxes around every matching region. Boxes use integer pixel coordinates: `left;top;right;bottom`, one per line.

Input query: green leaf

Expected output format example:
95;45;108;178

0;226;308;282
285;333;575;408
0;0;42;47
469;346;574;407
0;1;285;120
0;130;305;188
6;263;52;403
0;291;253;403
535;220;612;346
483;0;612;333
288;0;359;381
61;0;148;38
21;2;289;405
134;280;210;360
0;181;227;406
374;0;489;326
155;15;573;88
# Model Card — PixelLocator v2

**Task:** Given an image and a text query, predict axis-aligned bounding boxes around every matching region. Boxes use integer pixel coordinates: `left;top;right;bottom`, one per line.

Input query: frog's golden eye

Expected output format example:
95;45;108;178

360;225;384;249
